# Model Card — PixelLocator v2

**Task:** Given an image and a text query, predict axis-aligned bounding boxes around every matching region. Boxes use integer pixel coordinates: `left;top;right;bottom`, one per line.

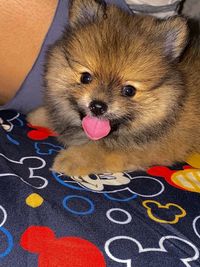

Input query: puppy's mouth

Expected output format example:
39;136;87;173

78;109;130;140
69;97;129;138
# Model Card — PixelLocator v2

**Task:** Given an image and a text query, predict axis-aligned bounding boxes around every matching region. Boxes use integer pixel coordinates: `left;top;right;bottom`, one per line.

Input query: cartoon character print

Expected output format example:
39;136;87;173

105;235;199;267
0;117;12;132
193;215;200;239
0;154;48;189
27;123;57;140
0;205;13;258
20;226;106;267
34;142;63;155
53;171;165;198
0;110;24;132
147;165;200;193
142;200;186;224
0;110;199;267
0;110;24;145
147;153;200;193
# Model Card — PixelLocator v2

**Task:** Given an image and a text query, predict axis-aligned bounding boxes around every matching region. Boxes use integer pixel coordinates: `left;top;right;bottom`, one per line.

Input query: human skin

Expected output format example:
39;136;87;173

0;0;58;105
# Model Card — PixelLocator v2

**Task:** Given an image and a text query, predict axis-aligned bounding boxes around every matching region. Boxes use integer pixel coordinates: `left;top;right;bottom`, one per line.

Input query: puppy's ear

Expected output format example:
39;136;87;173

157;16;188;60
69;0;106;26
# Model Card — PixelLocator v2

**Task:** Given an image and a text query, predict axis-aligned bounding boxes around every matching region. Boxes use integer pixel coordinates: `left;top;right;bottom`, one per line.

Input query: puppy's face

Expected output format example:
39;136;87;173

45;0;188;147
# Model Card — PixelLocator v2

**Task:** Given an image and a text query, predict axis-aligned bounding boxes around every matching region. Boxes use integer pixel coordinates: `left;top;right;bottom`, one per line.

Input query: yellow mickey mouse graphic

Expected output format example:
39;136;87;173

142;200;186;224
147;152;200;193
171;153;200;192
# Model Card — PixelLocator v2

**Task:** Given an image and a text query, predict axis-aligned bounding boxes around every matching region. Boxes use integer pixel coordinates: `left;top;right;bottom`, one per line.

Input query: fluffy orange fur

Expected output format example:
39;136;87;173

28;0;200;176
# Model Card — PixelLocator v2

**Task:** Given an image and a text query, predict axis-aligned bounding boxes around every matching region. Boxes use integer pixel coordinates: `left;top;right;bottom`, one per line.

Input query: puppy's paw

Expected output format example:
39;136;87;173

52;144;129;177
52;147;100;176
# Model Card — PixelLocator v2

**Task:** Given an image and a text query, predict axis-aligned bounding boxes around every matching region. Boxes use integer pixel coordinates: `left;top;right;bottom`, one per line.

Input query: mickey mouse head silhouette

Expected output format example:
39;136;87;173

27;123;57;140
0;154;47;189
20;226;106;267
105;235;199;267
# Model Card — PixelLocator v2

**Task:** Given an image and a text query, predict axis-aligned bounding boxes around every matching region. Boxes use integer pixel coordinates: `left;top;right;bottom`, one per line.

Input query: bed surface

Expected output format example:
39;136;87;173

0;110;199;266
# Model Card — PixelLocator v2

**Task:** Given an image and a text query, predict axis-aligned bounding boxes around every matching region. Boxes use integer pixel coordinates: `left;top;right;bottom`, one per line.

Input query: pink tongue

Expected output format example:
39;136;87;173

82;115;111;140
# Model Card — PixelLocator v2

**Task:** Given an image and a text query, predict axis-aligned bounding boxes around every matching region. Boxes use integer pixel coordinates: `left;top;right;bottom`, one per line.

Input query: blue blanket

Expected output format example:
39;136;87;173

0;110;199;267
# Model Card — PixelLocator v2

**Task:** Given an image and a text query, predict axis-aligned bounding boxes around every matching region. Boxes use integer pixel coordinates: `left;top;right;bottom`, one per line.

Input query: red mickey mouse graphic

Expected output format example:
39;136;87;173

27;123;58;140
147;165;198;192
147;166;186;190
20;226;106;267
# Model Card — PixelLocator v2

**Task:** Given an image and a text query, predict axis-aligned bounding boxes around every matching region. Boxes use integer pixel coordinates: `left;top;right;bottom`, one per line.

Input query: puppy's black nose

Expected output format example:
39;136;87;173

89;100;108;116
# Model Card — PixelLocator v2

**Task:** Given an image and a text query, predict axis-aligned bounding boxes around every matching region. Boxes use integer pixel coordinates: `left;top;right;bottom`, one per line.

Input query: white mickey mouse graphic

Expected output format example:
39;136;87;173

0;153;48;189
0;205;13;257
105;235;199;267
55;172;165;198
0;111;23;132
72;172;131;191
193;215;200;239
0;117;12;132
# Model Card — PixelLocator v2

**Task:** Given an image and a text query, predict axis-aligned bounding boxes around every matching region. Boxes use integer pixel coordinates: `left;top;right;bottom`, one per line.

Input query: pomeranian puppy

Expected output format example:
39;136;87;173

28;0;200;176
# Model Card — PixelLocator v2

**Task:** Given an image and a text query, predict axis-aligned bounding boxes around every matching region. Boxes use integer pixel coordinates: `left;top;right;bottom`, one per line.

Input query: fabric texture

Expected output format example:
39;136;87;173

0;109;199;266
126;0;182;17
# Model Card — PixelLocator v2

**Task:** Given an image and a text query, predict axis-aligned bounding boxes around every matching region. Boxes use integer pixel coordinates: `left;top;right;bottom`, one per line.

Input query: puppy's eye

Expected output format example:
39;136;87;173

80;72;92;84
122;85;136;97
